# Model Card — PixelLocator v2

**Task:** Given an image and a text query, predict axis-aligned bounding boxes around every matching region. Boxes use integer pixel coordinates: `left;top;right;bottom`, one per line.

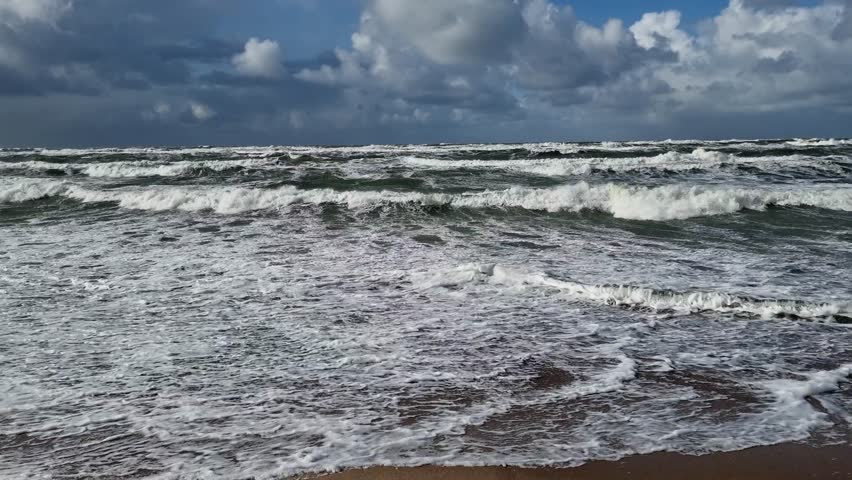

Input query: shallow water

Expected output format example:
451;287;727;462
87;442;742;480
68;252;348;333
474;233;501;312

1;139;851;479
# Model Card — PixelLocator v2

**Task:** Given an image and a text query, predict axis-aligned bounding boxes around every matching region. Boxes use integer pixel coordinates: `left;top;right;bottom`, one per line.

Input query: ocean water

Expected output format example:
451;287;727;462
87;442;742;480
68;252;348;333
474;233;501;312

1;139;851;479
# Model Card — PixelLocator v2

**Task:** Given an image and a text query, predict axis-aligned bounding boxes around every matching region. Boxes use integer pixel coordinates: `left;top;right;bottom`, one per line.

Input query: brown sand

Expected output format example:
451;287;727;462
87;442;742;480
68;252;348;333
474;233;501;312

299;443;852;480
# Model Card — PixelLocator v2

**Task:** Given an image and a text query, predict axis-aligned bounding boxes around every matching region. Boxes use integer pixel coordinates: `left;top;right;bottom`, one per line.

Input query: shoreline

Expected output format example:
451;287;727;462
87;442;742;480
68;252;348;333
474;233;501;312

299;443;852;479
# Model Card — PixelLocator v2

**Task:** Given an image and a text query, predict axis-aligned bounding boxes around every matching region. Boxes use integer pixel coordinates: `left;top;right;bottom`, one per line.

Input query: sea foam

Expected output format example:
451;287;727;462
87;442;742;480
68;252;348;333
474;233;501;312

0;179;68;203
412;263;852;322
0;158;276;177
401;148;838;176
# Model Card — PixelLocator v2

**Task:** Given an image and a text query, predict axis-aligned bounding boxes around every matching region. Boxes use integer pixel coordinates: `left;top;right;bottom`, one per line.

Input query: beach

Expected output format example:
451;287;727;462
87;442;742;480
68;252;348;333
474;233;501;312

305;444;852;479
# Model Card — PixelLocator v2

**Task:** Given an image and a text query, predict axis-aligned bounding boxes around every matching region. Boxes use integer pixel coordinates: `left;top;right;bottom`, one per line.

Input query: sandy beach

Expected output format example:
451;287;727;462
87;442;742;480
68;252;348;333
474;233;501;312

302;443;852;479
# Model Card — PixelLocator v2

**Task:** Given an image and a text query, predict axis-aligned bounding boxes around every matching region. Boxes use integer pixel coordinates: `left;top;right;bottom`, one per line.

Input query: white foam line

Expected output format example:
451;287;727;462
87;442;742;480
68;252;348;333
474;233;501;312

787;139;852;147
412;263;852;322
3;179;852;220
401;148;843;176
0;158;279;177
2;138;848;160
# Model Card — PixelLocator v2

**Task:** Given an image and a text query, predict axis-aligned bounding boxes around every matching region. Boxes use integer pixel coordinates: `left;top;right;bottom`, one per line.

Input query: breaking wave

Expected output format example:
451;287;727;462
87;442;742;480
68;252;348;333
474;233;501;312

3;180;851;220
0;179;68;203
412;264;852;322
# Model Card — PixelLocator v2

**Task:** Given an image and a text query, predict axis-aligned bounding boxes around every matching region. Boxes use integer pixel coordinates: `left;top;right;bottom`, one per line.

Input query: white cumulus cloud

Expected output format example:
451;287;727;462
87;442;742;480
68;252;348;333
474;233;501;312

371;0;525;65
232;37;284;78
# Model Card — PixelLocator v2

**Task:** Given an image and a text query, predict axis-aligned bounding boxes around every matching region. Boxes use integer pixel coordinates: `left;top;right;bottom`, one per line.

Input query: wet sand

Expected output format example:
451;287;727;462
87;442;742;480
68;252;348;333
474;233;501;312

300;443;852;479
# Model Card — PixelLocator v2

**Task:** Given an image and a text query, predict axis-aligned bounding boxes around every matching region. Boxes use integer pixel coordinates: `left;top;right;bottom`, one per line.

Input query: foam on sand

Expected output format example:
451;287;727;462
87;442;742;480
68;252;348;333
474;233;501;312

760;364;852;438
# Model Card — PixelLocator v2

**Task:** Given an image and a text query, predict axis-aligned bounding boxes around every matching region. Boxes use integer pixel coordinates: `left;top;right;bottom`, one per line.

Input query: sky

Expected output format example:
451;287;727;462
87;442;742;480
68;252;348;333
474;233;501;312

0;0;850;147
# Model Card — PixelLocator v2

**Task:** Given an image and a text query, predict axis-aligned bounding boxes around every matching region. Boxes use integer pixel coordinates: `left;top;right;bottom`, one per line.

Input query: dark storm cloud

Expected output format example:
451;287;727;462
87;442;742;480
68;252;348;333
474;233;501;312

833;0;852;40
153;39;243;63
0;0;239;96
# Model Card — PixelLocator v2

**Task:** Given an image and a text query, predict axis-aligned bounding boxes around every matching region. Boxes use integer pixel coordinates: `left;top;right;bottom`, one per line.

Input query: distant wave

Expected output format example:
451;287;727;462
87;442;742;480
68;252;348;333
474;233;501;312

3;148;848;180
0;146;289;158
0;158;278;177
402;148;847;176
786;138;852;147
2;138;849;161
412;263;852;322
3;179;851;220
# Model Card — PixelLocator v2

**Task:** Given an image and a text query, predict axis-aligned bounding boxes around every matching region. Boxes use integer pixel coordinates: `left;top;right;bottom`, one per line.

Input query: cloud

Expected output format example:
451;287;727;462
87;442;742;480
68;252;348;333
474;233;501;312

507;0;675;99
294;3;525;127
189;101;215;121
154;102;172;116
289;110;305;129
2;0;852;146
0;0;69;24
232;37;284;78
0;0;240;96
370;0;525;65
833;0;852;40
652;0;852;114
630;11;692;53
297;0;675;117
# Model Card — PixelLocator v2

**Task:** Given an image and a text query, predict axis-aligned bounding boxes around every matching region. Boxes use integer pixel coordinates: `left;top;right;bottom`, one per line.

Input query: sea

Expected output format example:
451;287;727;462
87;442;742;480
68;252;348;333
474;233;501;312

1;138;851;479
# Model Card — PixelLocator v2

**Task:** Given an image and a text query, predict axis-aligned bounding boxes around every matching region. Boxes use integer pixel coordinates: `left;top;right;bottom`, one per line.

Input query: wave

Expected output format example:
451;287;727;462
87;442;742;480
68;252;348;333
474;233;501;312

787;139;852;147
3;147;804;179
0;146;292;159
80;159;275;177
0;161;72;175
401;149;845;177
4;139;849;161
6;147;844;182
0;179;69;203
3;180;852;219
411;264;852;322
0;158;278;177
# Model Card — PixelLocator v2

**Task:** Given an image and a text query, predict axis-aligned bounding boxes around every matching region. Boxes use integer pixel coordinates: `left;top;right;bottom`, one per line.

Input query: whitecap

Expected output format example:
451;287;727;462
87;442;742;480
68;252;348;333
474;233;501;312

411;263;852;322
401;148;836;177
0;179;68;203
4;180;852;220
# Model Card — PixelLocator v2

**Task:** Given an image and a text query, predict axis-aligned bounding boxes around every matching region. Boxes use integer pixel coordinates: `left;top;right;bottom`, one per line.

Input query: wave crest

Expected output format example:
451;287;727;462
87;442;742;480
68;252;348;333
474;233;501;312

412;264;852;322
0;158;276;177
3;180;851;220
0;179;68;203
402;148;841;177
